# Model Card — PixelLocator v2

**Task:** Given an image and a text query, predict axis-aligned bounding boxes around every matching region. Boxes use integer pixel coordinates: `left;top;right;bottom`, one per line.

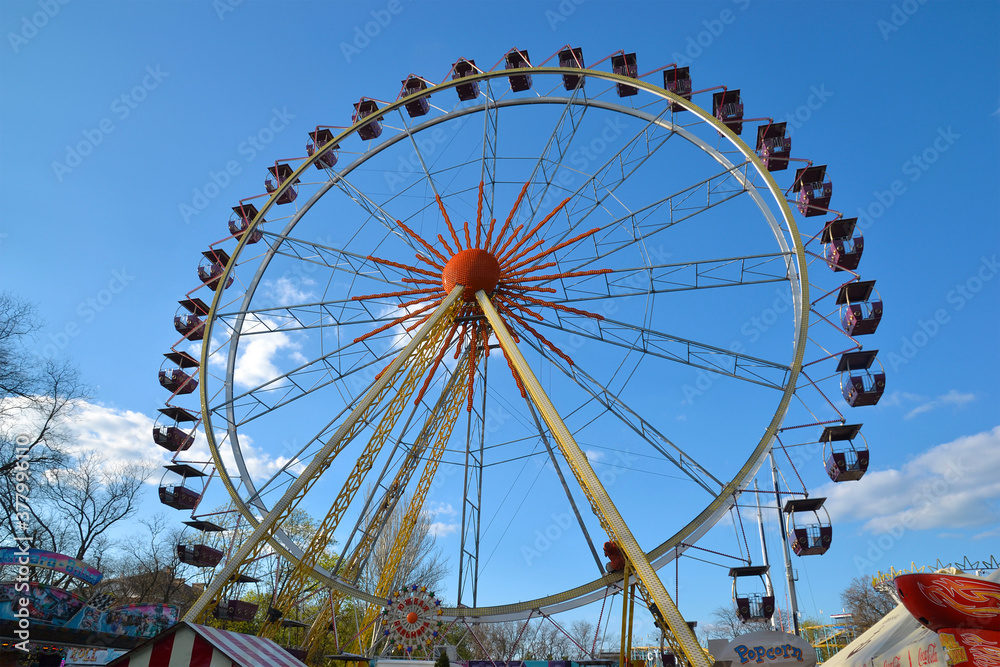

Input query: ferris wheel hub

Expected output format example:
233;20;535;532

442;248;500;301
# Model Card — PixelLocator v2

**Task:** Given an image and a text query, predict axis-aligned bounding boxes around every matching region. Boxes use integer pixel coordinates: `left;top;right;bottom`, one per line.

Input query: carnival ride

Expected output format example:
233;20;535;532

155;45;885;664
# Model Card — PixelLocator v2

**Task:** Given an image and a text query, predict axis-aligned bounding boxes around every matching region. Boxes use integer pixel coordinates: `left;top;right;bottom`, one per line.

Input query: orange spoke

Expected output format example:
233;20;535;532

516;293;605;321
367;255;440;280
437;234;456;256
495;224;524;259
475;181;484;247
415;253;444;271
494;293;544;321
504;268;612;285
464;220;472;250
499;197;571;265
503;307;575;367
503;261;558;279
485;217;497;251
351;287;441;302
398;220;450;265
353;300;438;344
491;181;530;254
505;227;602;274
436;194;463;251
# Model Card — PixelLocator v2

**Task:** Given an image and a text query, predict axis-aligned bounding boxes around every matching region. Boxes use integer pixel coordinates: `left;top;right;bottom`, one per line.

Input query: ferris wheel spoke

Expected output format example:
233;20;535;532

524;103;675;246
259;231;404;289
211;341;397;427
566;161;755;271
519;333;723;496
522;392;606;575
480;79;500;222
516;84;590;223
531;313;791;390
533;252;793;305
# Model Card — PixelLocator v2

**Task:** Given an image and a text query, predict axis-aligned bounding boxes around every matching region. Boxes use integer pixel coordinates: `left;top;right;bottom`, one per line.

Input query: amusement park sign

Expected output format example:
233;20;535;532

716;631;817;667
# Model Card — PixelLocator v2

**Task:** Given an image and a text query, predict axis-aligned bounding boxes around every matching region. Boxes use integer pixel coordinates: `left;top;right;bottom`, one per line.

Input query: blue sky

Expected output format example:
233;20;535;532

1;0;998;645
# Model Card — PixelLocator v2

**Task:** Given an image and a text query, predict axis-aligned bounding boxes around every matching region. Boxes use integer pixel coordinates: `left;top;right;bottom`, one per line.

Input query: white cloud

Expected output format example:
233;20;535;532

428;521;459;537
233;315;303;389
904;389;976;420
424;502;460;538
261;276;316;305
819;426;1000;533
585;449;605;462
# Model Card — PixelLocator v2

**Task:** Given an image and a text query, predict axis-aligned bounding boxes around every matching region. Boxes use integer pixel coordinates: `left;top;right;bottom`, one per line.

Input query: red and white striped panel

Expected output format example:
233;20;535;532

119;629;234;667
119;624;306;667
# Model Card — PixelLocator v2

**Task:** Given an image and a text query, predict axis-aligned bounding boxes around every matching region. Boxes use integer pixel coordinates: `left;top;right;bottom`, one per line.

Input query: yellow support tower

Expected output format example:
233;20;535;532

476;290;712;667
356;352;470;655
301;356;470;662
260;309;462;638
182;287;464;624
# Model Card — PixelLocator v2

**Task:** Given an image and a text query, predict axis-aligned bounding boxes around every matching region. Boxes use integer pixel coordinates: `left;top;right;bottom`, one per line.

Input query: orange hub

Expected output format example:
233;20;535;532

406;611;419;624
442;248;501;301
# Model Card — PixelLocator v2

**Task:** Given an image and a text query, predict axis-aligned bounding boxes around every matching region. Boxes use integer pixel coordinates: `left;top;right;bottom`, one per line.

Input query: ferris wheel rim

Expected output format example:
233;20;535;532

194;66;810;621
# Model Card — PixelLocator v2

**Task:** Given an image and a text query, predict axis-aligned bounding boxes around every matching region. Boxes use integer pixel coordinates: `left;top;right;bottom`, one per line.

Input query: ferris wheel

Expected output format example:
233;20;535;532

156;45;885;665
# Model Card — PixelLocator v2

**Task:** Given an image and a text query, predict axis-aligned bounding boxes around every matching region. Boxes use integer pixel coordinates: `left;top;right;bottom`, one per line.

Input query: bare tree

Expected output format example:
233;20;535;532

101;515;196;611
703;604;775;640
840;576;896;632
356;491;449;596
0;294;89;553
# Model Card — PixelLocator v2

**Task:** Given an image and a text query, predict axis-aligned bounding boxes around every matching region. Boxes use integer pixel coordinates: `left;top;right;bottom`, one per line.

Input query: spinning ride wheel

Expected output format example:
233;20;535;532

172;48;851;665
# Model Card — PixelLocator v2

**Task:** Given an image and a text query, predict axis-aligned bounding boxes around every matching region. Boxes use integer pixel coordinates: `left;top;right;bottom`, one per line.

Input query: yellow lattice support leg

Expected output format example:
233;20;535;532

476;290;712;667
261;306;460;638
182;286;464;624
355;357;469;655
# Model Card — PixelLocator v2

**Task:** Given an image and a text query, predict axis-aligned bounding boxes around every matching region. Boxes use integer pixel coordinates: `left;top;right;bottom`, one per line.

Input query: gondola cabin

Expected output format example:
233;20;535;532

265;163;299;205
158;463;207;511
197;248;233;291
784;497;832;556
229;203;263;243
177;543;224;567
821;423;869;482
453;59;480;101
306;128;339;169
158;484;201;511
611;52;638;97
174;297;208;340
837;280;882;336
158;351;199;395
730;565;775;622
353;99;384;141
152;405;199;452
838;350;886;407
713;89;744;135
214;600;259;622
822;217;864;272
505;49;532;92
663;67;691;112
792;165;832;217
756;122;791;171
401;77;431;117
558;47;585;90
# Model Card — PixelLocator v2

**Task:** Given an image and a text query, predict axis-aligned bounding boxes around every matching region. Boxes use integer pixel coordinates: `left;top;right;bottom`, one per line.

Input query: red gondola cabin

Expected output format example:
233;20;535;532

306;129;339;169
558;47;585;90
792;165;832;217
713;89;744;135
838;349;886;407
611;53;638;97
821;423;869;482
784;497;832;556
838;280;882;335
